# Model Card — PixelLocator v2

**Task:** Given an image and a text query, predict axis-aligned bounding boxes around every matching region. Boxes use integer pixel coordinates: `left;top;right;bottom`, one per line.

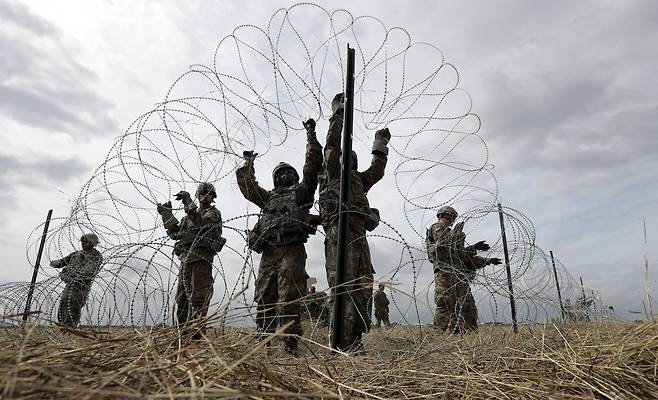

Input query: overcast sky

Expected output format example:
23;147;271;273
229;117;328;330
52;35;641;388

1;0;657;323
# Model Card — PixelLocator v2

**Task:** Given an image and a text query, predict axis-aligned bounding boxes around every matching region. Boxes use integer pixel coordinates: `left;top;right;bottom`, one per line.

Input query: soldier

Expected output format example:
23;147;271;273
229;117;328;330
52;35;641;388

306;286;320;320
236;119;322;355
50;233;103;328
320;93;390;352
157;182;225;340
373;283;390;328
306;286;329;324
426;206;501;333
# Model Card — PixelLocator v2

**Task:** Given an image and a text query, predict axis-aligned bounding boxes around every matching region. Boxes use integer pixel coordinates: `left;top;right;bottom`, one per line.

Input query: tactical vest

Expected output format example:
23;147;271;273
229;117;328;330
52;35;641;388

429;224;469;276
60;249;102;285
319;171;371;228
174;206;225;258
257;185;312;246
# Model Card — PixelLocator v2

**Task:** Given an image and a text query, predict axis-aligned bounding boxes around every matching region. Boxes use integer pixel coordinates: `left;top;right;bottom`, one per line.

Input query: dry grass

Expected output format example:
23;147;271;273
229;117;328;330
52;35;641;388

1;318;657;399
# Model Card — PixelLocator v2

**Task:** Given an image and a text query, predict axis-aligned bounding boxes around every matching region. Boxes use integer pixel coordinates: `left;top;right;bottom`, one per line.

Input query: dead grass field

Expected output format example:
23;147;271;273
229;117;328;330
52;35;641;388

1;320;657;399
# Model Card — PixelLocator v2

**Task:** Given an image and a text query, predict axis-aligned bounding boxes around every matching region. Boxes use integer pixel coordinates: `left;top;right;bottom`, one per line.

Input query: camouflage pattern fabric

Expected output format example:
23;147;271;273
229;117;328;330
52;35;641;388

305;290;328;323
373;289;390;328
427;219;490;333
173;206;223;264
51;248;103;328
433;270;477;332
254;244;307;336
320;107;387;350
175;259;214;332
162;202;223;338
236;127;322;345
57;282;91;327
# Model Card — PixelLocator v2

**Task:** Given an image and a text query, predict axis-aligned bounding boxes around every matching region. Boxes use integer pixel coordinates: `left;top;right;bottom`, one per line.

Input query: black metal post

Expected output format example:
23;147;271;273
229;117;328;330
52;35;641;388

550;250;566;322
23;209;53;322
331;44;355;351
497;203;518;333
579;276;586;301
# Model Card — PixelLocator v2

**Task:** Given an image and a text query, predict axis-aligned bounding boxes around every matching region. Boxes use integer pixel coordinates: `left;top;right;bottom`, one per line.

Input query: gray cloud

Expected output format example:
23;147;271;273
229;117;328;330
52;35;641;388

0;153;90;185
0;0;118;139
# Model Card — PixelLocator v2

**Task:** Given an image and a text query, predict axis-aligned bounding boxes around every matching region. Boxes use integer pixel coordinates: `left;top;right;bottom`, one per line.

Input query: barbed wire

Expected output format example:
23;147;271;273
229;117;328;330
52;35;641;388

2;3;610;333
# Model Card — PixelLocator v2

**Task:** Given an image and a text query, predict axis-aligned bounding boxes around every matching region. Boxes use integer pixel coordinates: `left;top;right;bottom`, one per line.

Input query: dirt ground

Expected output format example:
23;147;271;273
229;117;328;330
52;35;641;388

1;320;657;399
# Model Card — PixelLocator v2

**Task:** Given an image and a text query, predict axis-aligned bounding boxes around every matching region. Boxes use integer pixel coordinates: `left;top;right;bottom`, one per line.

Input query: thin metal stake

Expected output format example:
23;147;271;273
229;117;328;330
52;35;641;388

331;44;355;351
550;250;566;322
497;203;518;333
23;209;53;322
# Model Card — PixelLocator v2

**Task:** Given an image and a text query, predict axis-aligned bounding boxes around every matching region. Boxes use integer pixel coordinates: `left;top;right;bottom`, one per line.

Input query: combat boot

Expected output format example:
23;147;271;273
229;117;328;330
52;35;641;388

283;336;300;357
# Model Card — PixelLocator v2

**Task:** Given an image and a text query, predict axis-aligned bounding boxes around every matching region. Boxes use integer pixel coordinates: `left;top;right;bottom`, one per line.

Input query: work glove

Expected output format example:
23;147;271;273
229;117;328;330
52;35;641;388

157;201;172;216
331;93;345;115
372;127;391;156
472;240;490;251
50;260;63;268
242;150;258;162
174;191;193;207
375;127;391;142
488;258;502;265
303;118;316;132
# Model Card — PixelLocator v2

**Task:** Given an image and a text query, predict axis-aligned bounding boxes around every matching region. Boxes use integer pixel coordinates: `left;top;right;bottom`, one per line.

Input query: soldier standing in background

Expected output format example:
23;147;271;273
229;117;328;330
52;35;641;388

236;119;322;355
50;233;103;328
319;93;390;352
157;182;225;340
373;283;390;328
426;206;500;333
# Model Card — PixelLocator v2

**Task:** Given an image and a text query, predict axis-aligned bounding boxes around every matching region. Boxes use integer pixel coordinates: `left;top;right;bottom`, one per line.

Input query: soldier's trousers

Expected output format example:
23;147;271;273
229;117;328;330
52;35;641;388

374;308;390;328
255;244;307;337
325;225;374;349
57;282;91;328
176;259;214;332
434;270;478;332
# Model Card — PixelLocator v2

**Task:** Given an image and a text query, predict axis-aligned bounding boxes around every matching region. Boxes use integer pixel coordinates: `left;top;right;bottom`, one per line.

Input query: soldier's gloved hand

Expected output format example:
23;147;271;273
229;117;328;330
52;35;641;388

331;93;345;115
157;201;172;216
174;191;193;206
472;240;490;251
242;150;258;163
453;221;464;234
375;127;391;142
488;257;502;265
303;118;316;132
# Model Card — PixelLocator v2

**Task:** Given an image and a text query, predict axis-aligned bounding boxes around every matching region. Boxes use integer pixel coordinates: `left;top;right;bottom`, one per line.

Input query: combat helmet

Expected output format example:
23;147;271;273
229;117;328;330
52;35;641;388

436;205;458;219
195;182;217;199
80;233;99;246
272;162;299;186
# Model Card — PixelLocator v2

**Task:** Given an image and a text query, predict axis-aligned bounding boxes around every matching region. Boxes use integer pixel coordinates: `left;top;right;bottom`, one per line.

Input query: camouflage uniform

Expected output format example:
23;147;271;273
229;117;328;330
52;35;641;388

306;288;328;324
319;99;389;351
236;127;322;350
427;221;490;333
159;187;224;337
51;235;103;328
373;288;390;328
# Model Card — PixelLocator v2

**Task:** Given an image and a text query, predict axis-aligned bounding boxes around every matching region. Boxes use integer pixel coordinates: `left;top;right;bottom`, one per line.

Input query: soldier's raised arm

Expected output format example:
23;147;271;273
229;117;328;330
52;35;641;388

157;201;180;239
175;186;222;231
50;252;74;268
236;151;270;208
324;93;345;181
298;118;323;203
359;127;390;192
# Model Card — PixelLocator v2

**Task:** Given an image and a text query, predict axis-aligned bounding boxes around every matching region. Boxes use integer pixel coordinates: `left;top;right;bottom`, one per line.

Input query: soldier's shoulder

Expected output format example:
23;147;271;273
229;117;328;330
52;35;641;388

206;206;222;218
430;222;447;232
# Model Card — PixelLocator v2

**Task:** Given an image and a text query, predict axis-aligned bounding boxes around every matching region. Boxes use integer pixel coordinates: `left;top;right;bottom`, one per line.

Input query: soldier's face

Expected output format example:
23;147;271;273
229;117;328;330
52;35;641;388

439;214;455;226
198;191;213;207
81;240;94;250
276;169;297;187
